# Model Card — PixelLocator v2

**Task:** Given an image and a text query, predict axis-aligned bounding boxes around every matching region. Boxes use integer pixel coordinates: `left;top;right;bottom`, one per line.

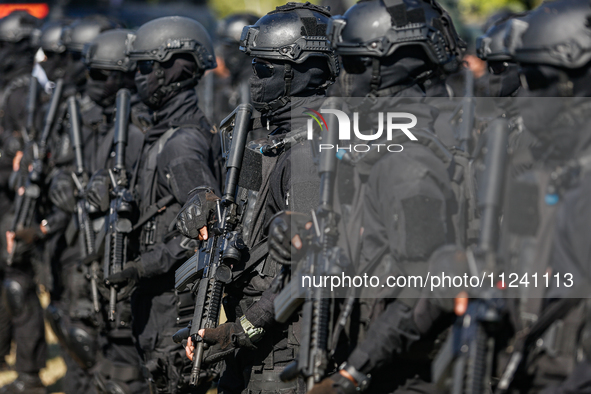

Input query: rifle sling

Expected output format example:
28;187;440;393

232;240;269;280
132;194;175;232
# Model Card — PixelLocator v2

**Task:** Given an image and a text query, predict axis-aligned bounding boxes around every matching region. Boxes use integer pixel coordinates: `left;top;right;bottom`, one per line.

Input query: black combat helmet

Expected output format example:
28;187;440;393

82;29;137;107
328;0;464;69
327;0;464;99
60;15;120;54
126;16;216;72
511;0;591;69
239;2;339;113
39;21;67;54
476;15;524;97
240;2;339;77
82;29;136;72
0;10;41;43
127;16;216;109
476;16;519;62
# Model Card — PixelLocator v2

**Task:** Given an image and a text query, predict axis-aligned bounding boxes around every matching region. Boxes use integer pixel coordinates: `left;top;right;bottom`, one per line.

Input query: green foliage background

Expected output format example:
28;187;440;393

208;0;544;26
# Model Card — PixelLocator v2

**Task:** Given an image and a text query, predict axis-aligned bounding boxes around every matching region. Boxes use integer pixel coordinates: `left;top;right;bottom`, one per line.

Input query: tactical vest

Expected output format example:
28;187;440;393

339;128;478;344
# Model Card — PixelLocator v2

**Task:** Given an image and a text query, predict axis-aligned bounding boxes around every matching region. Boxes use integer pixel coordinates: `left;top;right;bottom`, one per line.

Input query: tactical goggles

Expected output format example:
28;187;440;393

488;61;509;75
87;68;112;81
251;58;274;78
138;60;154;75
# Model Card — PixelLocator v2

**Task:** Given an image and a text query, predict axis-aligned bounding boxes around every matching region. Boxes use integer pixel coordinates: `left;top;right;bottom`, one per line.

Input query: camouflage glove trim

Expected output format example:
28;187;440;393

239;315;265;343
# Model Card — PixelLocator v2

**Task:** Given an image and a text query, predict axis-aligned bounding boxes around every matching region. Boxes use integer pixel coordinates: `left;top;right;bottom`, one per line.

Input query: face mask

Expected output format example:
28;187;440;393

87;71;129;108
64;58;87;87
135;71;161;109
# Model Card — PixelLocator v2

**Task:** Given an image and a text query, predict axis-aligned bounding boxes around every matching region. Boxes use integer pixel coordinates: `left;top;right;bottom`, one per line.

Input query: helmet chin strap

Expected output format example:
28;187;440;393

252;62;294;113
350;58;433;111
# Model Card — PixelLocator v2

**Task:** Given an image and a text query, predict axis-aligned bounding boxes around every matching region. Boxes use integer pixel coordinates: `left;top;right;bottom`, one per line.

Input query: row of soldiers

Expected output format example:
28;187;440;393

0;1;590;394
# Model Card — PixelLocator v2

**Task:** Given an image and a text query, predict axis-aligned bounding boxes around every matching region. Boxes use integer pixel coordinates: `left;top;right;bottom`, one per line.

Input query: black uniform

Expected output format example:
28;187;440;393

132;88;219;392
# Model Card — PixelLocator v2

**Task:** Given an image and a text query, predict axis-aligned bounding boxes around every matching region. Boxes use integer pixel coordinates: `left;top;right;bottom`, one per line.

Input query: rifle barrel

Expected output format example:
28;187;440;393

114;89;131;172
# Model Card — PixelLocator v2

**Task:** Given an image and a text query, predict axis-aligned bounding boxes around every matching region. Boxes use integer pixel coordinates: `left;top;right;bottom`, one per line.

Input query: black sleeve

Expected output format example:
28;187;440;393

347;300;420;374
547;174;591;299
159;127;220;204
140;127;220;278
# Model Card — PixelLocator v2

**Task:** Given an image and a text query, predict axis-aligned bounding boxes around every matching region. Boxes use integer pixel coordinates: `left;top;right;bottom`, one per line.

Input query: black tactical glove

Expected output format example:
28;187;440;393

309;373;359;394
197;321;257;365
268;211;311;265
176;187;220;239
104;259;143;300
49;172;76;213
86;169;111;213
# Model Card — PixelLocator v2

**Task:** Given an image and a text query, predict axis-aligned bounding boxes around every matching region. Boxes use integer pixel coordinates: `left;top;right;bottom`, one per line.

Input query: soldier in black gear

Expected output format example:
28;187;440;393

202;13;259;125
283;1;467;393
179;3;339;393
0;15;51;394
49;29;148;394
476;14;522;98
36;17;119;394
105;16;220;393
489;1;591;392
0;11;41;95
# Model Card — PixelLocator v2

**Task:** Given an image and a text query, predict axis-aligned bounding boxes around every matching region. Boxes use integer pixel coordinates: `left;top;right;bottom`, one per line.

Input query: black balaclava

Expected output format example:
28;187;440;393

41;51;68;81
86;70;136;108
249;57;331;118
341;46;434;98
64;52;88;89
516;64;591;158
135;54;200;110
488;63;520;97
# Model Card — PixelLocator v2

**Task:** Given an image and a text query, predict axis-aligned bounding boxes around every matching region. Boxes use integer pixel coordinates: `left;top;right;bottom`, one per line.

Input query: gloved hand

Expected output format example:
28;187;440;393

308;373;358;394
86;169;111;213
268;211;311;265
185;321;256;364
14;226;45;244
104;259;143;300
49;172;76;213
176;187;220;240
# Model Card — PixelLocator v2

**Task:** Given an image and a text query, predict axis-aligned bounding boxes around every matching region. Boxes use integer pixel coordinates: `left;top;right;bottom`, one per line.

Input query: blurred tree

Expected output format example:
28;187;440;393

457;0;542;22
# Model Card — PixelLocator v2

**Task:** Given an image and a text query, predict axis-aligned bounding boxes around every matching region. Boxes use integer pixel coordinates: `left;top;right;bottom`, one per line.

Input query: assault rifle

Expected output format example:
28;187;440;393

22;72;37;143
68;96;100;313
173;103;253;387
8;78;64;265
275;98;342;389
433;118;509;394
451;68;476;154
103;88;133;321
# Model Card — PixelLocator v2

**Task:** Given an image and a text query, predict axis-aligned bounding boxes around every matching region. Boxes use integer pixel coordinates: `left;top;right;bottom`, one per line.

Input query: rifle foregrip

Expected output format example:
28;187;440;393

189;341;205;386
109;287;116;321
90;276;100;313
